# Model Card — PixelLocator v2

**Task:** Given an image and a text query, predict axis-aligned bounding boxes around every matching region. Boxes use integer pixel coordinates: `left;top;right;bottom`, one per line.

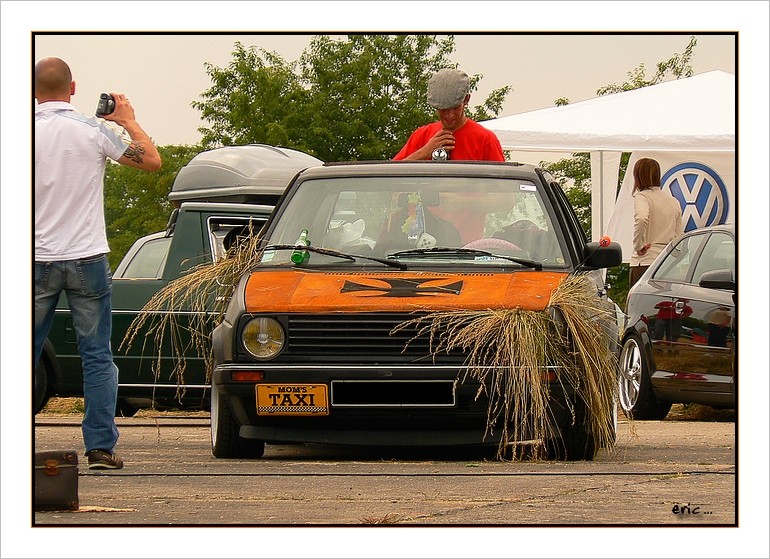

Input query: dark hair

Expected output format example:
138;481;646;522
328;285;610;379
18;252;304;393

633;158;661;193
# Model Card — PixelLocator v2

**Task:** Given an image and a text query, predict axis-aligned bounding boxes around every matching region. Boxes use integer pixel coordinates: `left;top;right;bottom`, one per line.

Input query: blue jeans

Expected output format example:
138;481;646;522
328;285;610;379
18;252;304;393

34;255;119;454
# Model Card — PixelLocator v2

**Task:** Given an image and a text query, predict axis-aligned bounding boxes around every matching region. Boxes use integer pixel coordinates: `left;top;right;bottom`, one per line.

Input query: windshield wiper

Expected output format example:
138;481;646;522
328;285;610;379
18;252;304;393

265;245;408;270
389;247;543;270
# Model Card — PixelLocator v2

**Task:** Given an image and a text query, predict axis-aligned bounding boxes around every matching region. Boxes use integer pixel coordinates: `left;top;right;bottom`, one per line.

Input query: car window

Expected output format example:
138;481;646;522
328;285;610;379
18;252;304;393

691;232;735;285
262;176;567;267
119;237;172;279
652;233;705;283
208;217;267;262
540;170;586;259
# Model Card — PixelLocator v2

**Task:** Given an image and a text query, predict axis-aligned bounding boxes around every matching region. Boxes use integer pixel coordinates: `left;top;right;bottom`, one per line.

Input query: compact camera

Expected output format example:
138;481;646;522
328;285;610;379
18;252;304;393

95;93;115;117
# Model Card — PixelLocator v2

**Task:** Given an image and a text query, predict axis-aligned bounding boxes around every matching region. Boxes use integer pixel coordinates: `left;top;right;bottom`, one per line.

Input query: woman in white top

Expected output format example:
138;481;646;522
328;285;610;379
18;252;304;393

629;158;683;288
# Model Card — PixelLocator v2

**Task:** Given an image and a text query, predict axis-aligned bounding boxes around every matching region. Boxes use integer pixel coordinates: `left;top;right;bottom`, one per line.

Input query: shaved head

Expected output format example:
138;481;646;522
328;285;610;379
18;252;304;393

35;57;73;101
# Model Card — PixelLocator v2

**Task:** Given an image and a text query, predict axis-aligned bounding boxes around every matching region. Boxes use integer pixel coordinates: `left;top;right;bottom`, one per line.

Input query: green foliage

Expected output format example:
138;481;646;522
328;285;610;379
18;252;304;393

104;144;200;269
299;34;450;160
194;35;511;162
192;44;308;151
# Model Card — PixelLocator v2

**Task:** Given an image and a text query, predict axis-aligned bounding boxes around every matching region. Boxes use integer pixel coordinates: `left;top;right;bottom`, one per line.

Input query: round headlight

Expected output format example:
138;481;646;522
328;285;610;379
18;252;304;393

241;317;285;360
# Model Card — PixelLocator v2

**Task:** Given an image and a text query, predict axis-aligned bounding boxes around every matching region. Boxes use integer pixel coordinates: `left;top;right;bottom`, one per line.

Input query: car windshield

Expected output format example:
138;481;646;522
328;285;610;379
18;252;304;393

260;175;567;268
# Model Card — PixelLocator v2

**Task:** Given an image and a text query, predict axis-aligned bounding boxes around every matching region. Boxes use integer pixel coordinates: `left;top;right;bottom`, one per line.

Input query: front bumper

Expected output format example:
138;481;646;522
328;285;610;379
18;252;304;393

213;363;574;447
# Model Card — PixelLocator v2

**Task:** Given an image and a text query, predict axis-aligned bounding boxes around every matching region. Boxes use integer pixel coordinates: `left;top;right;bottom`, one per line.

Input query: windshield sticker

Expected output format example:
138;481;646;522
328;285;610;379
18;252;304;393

519;182;537;192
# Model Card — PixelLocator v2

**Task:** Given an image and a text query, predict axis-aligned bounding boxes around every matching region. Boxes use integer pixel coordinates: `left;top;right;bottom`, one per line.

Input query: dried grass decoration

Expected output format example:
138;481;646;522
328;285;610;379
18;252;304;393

121;226;264;402
395;273;620;460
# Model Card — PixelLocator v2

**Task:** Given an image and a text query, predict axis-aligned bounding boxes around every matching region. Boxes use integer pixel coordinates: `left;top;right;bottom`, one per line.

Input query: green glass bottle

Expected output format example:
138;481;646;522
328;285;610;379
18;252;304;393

290;229;310;264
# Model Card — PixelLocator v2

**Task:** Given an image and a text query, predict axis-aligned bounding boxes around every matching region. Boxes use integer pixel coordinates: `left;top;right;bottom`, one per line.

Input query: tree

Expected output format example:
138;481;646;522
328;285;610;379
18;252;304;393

192;43;309;151
194;35;511;162
540;36;698;309
105;144;200;269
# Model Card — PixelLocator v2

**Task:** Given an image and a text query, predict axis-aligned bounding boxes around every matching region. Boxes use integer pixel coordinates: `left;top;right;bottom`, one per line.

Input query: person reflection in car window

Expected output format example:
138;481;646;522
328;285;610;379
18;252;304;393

652;300;693;342
706;305;732;347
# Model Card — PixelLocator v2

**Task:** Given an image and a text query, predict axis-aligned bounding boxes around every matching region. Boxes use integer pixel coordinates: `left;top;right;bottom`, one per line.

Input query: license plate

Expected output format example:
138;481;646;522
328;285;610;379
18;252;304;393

256;384;329;416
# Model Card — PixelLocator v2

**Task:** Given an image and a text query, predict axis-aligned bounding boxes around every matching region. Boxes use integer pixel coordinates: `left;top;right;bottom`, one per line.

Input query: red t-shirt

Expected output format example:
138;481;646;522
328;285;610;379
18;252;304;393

393;119;505;161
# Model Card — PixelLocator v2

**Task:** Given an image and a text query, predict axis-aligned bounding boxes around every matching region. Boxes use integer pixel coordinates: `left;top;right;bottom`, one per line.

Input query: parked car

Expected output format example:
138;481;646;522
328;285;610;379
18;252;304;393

36;145;322;415
618;224;736;419
210;160;624;460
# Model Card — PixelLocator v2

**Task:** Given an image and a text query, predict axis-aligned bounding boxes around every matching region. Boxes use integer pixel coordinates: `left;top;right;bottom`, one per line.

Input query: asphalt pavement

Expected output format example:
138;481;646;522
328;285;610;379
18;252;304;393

12;410;755;557
30;413;737;526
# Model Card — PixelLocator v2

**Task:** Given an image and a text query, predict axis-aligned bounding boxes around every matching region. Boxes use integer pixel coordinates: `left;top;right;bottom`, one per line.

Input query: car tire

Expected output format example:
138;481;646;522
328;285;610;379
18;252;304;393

545;399;597;461
210;382;265;459
618;335;672;420
34;358;51;414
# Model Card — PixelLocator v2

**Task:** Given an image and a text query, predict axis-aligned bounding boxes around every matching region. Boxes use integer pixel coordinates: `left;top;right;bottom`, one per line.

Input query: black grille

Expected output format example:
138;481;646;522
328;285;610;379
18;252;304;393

286;313;465;363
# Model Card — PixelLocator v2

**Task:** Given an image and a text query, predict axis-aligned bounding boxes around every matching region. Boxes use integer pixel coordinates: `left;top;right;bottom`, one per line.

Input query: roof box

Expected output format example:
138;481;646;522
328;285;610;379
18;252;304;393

169;144;322;204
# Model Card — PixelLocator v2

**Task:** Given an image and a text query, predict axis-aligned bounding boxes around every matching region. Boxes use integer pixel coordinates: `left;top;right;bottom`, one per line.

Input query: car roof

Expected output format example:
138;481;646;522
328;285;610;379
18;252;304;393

680;223;735;236
295;160;541;181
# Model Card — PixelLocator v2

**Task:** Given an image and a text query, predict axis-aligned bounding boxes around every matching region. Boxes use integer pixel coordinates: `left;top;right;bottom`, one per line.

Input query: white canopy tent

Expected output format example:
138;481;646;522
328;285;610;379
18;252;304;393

479;70;735;261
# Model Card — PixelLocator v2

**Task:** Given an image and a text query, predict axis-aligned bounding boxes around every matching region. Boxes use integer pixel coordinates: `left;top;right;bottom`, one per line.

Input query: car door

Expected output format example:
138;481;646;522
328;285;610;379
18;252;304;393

643;231;708;376
664;230;735;405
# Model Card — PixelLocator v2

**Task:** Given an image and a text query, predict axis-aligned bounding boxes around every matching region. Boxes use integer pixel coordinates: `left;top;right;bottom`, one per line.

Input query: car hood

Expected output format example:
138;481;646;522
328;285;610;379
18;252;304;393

243;270;569;313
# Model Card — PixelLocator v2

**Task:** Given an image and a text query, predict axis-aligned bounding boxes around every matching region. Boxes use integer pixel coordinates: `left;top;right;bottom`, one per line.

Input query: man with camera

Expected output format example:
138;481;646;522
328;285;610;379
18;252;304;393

34;57;161;469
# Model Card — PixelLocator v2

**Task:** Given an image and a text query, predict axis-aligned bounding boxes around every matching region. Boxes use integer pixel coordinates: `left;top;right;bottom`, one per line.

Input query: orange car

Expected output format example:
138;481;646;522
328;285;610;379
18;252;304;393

211;161;623;460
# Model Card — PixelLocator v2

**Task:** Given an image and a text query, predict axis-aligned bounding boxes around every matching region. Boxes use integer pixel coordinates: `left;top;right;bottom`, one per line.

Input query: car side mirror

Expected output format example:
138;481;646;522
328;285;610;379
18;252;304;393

581;241;623;269
699;269;735;291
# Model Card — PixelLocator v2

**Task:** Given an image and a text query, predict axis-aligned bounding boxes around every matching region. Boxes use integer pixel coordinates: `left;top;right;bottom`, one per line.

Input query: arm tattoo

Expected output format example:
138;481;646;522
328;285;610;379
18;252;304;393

124;142;146;165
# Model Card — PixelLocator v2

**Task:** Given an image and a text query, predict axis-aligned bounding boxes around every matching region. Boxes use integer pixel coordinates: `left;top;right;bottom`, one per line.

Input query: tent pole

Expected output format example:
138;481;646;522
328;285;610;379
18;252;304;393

590;151;606;242
598;151;604;239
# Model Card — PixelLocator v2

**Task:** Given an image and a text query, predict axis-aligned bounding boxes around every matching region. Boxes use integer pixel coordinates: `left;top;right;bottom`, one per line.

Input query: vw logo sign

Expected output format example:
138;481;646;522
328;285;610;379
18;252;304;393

662;162;729;231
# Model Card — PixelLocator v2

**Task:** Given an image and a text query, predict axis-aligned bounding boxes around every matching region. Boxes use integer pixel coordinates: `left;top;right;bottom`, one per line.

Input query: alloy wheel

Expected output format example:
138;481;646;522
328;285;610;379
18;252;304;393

618;337;643;412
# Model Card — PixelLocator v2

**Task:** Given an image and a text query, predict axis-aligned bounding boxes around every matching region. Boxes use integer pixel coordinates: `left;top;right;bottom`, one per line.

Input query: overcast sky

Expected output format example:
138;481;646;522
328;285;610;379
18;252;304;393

4;2;770;557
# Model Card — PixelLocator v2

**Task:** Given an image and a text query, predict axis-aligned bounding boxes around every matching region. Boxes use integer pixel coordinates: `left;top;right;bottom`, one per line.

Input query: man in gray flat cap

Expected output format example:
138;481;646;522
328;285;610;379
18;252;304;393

393;68;505;161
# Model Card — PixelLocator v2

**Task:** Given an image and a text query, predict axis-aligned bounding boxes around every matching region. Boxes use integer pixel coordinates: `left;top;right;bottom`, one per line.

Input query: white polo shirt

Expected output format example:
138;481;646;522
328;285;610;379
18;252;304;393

35;101;128;261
